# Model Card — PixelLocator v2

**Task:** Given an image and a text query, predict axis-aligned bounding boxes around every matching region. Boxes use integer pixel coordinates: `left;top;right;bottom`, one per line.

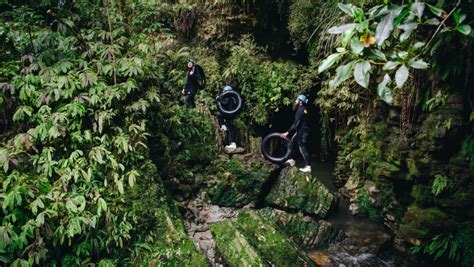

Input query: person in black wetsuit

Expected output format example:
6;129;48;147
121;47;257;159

182;59;202;108
216;85;238;151
281;95;311;173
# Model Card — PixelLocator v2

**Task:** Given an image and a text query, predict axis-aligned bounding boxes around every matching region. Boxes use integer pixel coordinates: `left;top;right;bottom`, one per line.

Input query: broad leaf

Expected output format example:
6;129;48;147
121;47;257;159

337;3;355;17
409;59;429;69
370;49;387;61
395;64;409;88
377;74;393;104
376;11;396;46
425;18;440;26
411;2;425;18
329;62;355;88
398;23;418;41
457;25;472;36
383;61;399;70
328;23;356;34
350;37;365;55
427;4;445;18
354;61;371;88
318;53;343;73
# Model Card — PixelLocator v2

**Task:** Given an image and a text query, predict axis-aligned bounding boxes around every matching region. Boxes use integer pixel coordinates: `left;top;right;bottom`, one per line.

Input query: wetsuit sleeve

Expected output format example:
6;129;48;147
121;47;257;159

184;73;190;93
287;108;303;134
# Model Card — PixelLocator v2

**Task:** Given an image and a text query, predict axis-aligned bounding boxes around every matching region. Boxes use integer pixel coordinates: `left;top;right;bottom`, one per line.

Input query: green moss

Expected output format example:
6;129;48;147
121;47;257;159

257;208;342;249
211;221;265;267
209;156;274;207
397;205;452;241
410;185;434;206
126;161;208;266
406;158;420;180
358;188;383;221
369;160;400;179
457;222;474;267
265;167;335;218
235;211;311;266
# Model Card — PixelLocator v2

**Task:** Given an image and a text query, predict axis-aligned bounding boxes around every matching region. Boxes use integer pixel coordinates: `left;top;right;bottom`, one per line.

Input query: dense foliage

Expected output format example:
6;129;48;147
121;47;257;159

0;1;209;265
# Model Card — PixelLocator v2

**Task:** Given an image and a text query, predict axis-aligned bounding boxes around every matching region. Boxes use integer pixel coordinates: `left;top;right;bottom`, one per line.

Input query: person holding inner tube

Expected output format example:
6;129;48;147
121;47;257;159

181;59;202;108
281;95;312;173
216;85;239;151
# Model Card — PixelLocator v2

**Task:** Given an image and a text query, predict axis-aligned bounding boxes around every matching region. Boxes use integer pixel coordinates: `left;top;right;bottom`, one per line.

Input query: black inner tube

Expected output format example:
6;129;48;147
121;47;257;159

261;133;292;164
218;90;242;116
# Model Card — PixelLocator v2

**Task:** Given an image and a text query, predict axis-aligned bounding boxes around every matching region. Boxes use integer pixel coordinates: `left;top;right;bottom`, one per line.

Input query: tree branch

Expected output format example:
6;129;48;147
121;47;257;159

423;0;462;53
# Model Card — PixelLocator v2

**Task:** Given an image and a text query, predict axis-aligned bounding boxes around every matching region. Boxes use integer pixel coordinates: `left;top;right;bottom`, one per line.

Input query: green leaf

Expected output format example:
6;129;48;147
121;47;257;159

457;25;472;36
411;2;425;19
395;64;409;88
383;61;399;70
116;179;124;194
329;62;355;88
453;10;466;25
66;200;78;213
427;4;445;17
337;3;355;17
328;23;356;34
350;37;364;55
353;60;371;88
318;53;343;73
377;74;393;104
409;59;429;69
425;18;440;26
375;11;396;46
413;42;425;50
371;49;387;61
398;23;418;42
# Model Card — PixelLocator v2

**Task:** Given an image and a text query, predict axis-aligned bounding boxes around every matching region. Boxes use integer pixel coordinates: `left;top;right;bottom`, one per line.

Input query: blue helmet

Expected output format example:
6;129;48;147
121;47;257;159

223;85;233;92
297;95;308;104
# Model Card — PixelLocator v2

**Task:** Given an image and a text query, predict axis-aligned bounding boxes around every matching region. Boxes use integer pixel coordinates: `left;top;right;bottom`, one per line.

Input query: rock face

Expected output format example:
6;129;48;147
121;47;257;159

211;220;266;266
265;167;336;218
257;208;345;249
211;210;313;266
207;154;278;208
127;163;209;266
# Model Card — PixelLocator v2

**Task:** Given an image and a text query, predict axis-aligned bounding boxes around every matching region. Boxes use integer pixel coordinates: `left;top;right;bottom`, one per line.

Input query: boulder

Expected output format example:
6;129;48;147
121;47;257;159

257;208;345;249
211;211;313;266
211;221;265;267
208;155;278;208
265;167;336;218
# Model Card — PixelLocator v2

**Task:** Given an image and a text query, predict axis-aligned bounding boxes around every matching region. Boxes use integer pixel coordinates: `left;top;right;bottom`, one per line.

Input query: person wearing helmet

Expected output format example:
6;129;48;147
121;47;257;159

281;95;311;173
182;59;202;108
216;85;238;151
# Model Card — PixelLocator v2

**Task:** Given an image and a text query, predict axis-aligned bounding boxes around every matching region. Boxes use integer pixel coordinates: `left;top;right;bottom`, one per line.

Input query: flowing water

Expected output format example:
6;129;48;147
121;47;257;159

309;160;398;267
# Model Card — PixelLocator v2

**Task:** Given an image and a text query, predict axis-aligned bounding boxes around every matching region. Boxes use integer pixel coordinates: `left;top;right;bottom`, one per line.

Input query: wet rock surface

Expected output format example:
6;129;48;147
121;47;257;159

206;154;279;208
183;191;239;266
309;217;395;267
257;208;346;249
265;167;336;218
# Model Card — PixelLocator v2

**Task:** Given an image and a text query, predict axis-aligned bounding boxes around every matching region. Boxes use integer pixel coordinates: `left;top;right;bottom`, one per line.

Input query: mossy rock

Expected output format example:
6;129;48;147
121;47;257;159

127;162;208;266
257;208;345;250
211;221;265;267
456;222;474;267
236;211;313;266
369;160;400;179
397;205;453;242
410;185;434;206
265;167;336;218
209;155;277;208
211;211;312;266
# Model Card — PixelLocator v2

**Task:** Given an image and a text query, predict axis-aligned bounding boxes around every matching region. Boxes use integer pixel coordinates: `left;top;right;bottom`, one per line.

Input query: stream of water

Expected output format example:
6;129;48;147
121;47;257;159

309;160;399;267
184;158;404;266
